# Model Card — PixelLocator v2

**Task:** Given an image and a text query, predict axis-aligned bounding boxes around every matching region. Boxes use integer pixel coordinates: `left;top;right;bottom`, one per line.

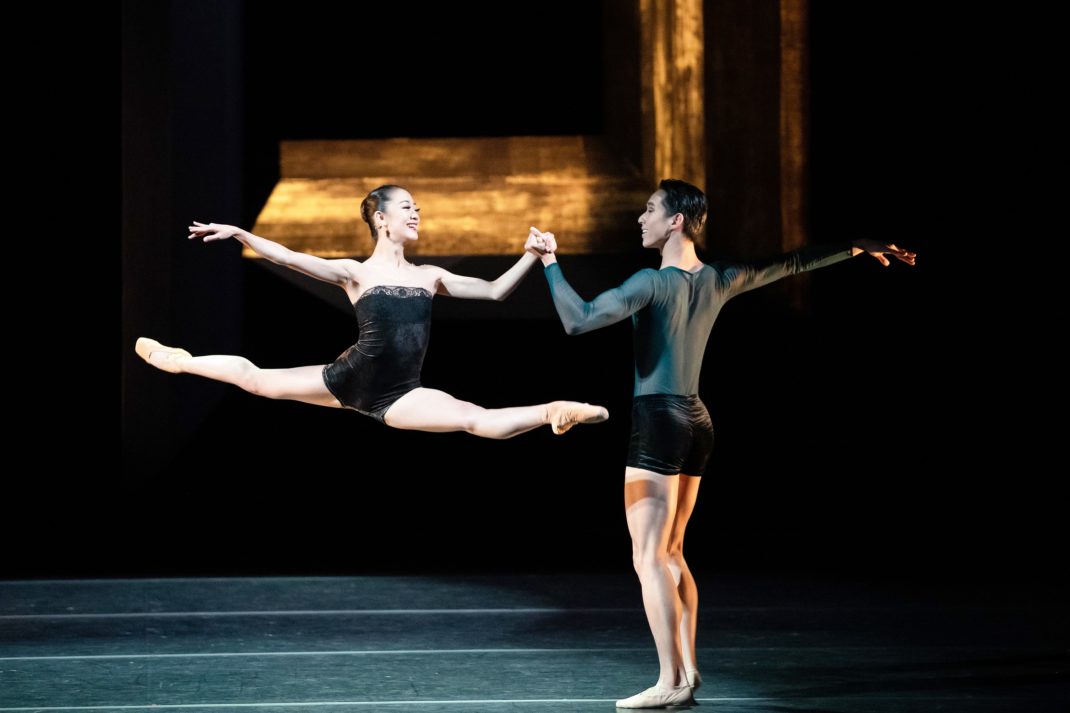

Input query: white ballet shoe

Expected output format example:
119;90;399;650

135;337;191;373
685;669;702;692
614;682;695;708
547;401;609;435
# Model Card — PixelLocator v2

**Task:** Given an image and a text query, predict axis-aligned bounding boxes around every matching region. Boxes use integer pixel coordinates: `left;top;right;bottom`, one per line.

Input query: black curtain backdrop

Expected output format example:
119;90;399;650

19;1;1037;582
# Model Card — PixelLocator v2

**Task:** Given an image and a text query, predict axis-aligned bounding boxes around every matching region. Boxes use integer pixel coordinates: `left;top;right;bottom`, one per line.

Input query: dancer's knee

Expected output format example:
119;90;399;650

667;550;689;581
465;406;502;438
632;545;670;574
236;360;270;395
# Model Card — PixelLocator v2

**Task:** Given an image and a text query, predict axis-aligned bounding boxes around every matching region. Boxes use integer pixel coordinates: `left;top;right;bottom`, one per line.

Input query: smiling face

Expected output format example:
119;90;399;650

376;188;421;243
637;190;680;249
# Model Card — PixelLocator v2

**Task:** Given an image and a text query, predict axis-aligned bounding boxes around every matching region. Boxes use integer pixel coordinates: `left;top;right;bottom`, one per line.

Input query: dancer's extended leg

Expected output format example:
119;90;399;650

136;337;341;408
382;388;607;439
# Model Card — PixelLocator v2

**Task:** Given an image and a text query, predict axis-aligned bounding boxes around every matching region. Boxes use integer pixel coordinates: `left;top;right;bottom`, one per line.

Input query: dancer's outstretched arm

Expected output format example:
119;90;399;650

428;231;546;301
719;239;916;299
188;221;359;287
535;234;656;336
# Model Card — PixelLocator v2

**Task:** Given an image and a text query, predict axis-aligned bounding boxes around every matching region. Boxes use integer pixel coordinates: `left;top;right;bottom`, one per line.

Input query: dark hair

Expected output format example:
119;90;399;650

360;184;404;241
658;179;707;238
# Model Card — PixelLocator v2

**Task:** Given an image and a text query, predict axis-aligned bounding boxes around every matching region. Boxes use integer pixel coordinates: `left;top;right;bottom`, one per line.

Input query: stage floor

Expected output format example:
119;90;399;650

1;573;1066;711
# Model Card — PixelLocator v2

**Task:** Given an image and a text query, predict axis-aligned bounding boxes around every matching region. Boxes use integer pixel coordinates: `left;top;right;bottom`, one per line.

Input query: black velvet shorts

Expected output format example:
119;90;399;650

626;394;713;476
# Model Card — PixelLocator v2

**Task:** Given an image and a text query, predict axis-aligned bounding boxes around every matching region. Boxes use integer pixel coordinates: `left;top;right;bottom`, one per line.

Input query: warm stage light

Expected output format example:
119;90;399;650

247;136;650;258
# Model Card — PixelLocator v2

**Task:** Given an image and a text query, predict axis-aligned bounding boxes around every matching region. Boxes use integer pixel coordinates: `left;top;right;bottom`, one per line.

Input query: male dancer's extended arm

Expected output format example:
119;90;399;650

542;261;656;335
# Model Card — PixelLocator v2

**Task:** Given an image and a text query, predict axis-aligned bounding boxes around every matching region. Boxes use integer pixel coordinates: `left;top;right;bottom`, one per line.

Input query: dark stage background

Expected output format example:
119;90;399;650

30;1;1036;582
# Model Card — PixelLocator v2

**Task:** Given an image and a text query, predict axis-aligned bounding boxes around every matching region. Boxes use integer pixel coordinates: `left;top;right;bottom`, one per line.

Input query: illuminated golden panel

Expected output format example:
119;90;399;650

639;0;706;246
248;136;649;258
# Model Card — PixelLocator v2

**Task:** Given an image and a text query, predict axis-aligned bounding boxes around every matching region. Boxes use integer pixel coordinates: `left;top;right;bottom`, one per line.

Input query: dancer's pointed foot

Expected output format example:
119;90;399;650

615;683;695;709
546;401;609;435
135;337;191;373
685;669;702;692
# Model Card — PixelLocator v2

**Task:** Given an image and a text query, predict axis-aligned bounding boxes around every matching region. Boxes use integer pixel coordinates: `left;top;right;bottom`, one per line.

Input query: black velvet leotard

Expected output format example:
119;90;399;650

322;285;433;422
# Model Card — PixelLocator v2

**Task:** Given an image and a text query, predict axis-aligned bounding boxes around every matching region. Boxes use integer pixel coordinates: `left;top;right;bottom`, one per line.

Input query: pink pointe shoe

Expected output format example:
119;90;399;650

135;337;191;373
547;401;609;435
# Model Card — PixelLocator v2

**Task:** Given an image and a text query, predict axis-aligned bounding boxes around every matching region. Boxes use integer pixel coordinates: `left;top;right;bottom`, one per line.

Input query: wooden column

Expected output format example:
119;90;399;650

780;0;810;309
705;0;811;311
640;0;707;244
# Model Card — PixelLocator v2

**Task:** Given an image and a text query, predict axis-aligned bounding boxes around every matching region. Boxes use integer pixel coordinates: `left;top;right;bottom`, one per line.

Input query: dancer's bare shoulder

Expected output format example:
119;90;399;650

414;263;449;290
333;258;363;282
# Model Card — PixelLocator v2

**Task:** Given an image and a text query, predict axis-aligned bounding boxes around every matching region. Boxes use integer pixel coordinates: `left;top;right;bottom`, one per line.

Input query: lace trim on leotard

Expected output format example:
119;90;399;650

354;285;434;305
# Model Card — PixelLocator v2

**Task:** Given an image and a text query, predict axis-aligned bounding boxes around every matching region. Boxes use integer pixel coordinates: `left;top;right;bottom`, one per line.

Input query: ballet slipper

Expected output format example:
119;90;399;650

135;337;191;373
546;401;609;434
615;682;695;708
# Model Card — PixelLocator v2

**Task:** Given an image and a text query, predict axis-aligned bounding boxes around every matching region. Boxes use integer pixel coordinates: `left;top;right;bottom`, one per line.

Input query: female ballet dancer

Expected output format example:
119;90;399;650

135;184;608;438
532;179;916;708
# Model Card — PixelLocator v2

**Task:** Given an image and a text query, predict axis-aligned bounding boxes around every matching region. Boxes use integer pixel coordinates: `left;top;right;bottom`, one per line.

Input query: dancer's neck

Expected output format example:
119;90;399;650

658;234;702;272
367;239;410;270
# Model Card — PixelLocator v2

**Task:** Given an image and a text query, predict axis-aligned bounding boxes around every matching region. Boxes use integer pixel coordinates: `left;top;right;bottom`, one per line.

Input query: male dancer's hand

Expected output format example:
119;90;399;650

525;228;554;255
522;228;547;255
528;227;558;265
188;221;243;243
852;239;917;267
